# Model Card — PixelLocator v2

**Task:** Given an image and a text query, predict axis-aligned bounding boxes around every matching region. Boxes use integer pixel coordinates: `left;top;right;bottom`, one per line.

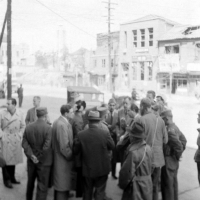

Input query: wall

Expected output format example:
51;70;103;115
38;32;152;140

118;18;175;92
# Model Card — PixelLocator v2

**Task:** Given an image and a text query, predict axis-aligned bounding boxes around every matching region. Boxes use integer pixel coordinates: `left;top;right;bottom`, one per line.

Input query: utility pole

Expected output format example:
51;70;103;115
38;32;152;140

108;0;112;93
7;0;12;98
0;11;7;49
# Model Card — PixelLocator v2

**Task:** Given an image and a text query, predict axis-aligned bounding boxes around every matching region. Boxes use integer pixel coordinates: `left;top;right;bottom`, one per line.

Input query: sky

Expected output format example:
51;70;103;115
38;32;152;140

0;0;200;53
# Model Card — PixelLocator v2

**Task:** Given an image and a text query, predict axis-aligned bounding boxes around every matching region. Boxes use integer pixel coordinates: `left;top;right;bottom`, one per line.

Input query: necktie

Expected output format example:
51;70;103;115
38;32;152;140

110;112;113;125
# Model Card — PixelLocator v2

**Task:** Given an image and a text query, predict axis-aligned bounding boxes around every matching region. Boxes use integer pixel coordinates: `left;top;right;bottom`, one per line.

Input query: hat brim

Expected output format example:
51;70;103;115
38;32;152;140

88;117;101;121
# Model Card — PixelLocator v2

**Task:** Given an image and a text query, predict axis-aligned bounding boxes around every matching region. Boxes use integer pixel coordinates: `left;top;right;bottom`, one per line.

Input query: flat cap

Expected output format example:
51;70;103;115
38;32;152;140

108;98;116;105
160;109;173;118
36;107;48;117
140;98;151;108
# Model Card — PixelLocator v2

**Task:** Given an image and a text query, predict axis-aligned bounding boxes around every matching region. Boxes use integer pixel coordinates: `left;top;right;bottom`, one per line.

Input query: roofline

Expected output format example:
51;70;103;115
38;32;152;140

120;16;179;26
158;37;200;42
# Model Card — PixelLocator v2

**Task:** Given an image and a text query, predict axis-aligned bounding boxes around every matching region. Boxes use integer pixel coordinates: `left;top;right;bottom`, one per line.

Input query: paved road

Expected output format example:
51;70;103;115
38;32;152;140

0;94;200;199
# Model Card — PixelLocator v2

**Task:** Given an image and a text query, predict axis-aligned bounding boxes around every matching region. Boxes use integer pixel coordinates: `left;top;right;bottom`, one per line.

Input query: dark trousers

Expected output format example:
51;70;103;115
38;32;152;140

151;167;161;200
2;165;16;184
19;96;23;107
26;161;51;200
197;162;200;185
161;166;178;200
54;190;69;200
83;175;108;200
111;134;117;177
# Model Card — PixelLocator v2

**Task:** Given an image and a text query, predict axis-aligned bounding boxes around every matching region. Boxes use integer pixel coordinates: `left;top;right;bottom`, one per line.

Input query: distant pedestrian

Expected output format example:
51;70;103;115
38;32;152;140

160;110;187;200
17;84;23;107
119;122;153;200
194;112;200;185
74;111;115;200
0;98;25;188
52;105;74;200
22;107;53;200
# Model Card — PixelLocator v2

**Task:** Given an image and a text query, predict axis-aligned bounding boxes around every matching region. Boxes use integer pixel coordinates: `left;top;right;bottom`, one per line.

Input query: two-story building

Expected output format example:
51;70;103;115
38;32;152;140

90;31;119;91
118;14;178;91
157;24;200;94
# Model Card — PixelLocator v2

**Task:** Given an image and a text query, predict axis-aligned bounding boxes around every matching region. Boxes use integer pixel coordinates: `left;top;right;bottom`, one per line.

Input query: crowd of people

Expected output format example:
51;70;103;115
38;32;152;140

0;90;188;200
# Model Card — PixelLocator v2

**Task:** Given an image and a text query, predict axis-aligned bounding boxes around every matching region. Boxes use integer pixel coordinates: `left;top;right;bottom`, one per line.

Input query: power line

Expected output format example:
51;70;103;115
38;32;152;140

34;0;95;38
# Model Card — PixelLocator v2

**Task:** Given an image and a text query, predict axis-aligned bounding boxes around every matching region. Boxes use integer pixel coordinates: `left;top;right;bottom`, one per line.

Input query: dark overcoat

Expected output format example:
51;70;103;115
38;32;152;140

119;141;153;200
22;118;53;166
74;123;115;178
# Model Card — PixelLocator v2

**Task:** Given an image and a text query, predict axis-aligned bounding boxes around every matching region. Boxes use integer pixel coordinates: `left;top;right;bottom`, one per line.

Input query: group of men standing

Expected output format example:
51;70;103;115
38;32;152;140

0;90;187;200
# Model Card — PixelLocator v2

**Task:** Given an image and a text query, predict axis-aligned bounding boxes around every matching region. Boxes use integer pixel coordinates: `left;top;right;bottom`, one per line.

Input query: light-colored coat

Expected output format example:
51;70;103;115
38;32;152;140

52;116;73;191
0;109;25;165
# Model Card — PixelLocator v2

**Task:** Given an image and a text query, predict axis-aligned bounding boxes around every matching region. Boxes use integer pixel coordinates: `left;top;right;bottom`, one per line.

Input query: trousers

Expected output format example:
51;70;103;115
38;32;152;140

19;96;23;107
2;165;16;184
161;165;178;200
151;167;161;200
54;190;69;200
26;161;51;200
83;175;108;200
197;162;200;185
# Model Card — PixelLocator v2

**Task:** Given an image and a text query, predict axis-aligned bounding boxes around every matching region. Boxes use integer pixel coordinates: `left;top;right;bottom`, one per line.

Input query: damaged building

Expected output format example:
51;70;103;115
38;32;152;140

157;24;200;94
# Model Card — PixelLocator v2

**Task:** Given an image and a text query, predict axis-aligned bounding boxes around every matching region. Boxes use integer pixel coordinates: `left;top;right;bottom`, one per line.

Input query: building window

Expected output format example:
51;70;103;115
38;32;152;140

140;29;145;47
124;31;127;48
140;62;145;80
165;45;179;54
133;30;137;48
141;42;145;47
147;61;153;81
102;59;106;68
148;28;153;47
111;59;114;67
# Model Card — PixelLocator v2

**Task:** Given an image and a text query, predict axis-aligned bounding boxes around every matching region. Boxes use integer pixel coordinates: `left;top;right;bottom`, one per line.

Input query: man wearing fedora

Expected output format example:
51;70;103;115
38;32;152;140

160;109;187;200
119;122;153;200
22;107;53;200
105;99;118;179
73;111;115;200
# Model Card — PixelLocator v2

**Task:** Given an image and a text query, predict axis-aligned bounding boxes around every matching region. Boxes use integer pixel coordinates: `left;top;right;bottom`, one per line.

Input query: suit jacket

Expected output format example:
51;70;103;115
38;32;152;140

52;116;73;191
22;118;53;166
105;110;118;137
74;123;115;178
25;107;37;125
116;108;134;137
136;112;168;167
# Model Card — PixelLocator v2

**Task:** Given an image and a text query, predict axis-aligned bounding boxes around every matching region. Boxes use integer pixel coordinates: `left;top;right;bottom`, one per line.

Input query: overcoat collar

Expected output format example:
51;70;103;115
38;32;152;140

129;140;146;151
4;109;20;121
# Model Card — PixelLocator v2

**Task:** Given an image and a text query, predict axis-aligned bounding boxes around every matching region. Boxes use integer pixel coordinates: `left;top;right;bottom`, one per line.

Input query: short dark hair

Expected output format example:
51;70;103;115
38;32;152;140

33;96;41;101
8;98;17;106
60;104;72;115
75;100;86;111
147;90;156;99
130;103;139;113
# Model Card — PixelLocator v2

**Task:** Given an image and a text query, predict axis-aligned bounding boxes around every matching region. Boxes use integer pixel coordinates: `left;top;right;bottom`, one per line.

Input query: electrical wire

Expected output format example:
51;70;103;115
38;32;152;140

34;0;96;38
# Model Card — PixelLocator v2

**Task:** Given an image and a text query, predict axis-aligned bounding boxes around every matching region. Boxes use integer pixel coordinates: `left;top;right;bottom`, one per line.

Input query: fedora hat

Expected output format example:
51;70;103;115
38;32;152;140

127;122;145;139
88;111;101;121
96;106;108;118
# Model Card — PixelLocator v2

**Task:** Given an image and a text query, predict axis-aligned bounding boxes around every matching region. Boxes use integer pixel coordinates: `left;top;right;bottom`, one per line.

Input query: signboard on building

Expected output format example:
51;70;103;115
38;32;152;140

187;63;200;71
135;49;149;53
158;54;180;72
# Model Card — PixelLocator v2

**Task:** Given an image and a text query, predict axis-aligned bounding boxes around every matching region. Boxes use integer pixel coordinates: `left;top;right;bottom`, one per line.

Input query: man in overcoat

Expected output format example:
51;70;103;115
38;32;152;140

73;111;115;200
160;110;187;200
0;98;25;188
105;98;118;179
136;98;168;200
119;122;153;200
22;107;53;200
52;104;74;200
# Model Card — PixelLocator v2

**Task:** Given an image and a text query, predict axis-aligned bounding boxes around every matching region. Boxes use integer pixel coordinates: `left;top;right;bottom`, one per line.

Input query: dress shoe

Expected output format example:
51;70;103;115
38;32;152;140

5;181;13;189
112;175;118;180
11;179;21;184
